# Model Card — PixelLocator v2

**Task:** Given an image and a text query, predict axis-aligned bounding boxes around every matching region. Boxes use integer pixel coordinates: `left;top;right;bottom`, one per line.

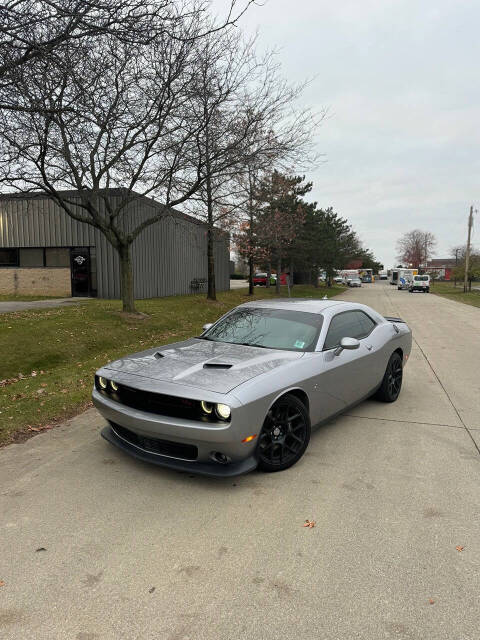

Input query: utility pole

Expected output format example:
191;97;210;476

463;205;474;293
454;247;460;287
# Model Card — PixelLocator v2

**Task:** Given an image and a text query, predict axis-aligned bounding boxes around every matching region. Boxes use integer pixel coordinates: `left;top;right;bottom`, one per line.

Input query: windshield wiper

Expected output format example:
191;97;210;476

237;342;269;349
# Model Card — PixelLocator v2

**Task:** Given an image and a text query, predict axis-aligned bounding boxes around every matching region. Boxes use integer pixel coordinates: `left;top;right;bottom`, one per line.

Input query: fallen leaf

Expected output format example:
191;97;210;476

428;598;435;605
303;519;316;528
456;545;464;552
35;547;47;552
0;580;5;587
149;586;155;593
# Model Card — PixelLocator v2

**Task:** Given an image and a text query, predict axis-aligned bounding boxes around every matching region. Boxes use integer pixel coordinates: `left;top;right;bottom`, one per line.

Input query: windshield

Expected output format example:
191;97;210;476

202;307;324;351
414;275;429;281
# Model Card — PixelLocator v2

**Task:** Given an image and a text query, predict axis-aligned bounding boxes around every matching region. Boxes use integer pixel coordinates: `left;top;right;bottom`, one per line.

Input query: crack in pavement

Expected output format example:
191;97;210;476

344;414;465;430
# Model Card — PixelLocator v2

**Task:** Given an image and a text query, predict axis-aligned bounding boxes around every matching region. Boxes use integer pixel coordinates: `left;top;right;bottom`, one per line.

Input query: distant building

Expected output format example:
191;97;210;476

425;258;457;280
0;189;229;298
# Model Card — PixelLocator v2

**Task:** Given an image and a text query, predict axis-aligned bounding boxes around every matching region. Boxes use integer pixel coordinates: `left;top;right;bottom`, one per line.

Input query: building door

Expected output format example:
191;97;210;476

70;247;91;297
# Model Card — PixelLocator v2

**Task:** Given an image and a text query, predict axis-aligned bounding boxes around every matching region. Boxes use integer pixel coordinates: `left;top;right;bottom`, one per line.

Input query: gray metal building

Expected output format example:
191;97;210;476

0;189;230;299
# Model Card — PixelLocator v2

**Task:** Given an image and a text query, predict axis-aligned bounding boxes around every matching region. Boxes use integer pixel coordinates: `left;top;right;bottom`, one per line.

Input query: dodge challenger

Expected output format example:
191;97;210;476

93;299;412;476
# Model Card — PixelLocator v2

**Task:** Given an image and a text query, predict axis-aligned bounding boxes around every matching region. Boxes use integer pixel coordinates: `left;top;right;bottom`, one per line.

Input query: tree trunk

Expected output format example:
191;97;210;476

276;256;281;294
266;261;272;288
289;260;294;289
206;172;216;300
207;226;216;300
119;243;136;313
313;269;319;288
248;255;254;295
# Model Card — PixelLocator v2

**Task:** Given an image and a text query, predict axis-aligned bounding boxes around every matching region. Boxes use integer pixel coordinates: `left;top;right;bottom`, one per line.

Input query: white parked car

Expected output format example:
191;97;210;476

409;275;430;293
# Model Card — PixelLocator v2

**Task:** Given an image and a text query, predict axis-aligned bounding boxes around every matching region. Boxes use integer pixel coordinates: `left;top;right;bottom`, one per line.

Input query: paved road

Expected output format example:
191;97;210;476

1;283;479;640
0;298;90;314
229;278;249;289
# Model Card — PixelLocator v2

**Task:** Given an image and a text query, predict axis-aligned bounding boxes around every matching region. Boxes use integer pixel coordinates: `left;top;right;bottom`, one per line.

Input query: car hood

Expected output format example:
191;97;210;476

103;338;304;394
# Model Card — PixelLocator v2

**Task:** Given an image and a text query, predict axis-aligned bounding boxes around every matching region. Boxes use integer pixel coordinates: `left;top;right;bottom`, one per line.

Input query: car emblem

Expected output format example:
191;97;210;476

74;255;86;265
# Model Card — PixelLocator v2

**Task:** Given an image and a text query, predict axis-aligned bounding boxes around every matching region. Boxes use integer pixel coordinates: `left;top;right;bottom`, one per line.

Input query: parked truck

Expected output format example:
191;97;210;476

397;268;418;290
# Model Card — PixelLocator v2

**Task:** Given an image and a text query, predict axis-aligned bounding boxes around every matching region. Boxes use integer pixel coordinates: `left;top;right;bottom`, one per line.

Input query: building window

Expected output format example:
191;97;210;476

0;248;19;266
45;248;70;267
19;248;44;267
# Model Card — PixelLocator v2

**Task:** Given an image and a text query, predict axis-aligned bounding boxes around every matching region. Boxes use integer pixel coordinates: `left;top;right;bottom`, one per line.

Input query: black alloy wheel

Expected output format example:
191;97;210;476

257;394;311;472
376;352;403;403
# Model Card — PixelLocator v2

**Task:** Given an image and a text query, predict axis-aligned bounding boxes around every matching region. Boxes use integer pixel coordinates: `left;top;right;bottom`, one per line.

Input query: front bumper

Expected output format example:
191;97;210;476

92;388;259;477
101;425;257;477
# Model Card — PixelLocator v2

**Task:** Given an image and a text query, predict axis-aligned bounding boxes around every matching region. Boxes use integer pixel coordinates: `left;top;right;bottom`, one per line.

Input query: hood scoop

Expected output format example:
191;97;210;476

203;362;233;369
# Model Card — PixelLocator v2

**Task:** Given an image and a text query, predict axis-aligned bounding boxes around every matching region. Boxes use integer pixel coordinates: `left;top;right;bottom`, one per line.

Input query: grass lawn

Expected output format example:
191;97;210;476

0;283;344;446
430;280;480;309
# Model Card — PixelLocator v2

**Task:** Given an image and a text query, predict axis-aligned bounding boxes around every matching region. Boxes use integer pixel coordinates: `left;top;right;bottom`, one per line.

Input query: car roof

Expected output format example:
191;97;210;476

238;298;348;314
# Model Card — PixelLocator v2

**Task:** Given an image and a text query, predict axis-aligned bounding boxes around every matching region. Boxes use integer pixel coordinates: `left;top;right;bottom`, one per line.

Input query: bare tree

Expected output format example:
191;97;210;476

184;29;321;300
0;0;254;79
0;9;243;312
396;229;437;269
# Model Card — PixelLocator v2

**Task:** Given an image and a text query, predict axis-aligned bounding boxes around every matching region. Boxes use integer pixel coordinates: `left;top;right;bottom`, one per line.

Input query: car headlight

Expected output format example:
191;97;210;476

215;403;231;420
201;400;213;414
98;376;108;390
110;381;119;392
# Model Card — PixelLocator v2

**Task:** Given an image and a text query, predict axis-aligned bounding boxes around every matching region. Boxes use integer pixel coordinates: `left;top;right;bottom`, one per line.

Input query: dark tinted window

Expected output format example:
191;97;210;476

19;248;44;267
45;248;70;267
203;307;324;351
356;311;376;336
0;248;18;266
324;311;376;350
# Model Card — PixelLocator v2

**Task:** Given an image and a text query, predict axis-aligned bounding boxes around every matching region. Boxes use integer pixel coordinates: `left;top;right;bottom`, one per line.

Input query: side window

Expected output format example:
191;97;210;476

324;312;362;350
323;311;376;350
356;311;376;337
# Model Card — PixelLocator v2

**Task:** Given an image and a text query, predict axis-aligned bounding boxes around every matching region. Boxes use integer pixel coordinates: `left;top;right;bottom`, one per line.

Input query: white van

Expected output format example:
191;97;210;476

390;269;399;285
409;274;430;293
397;269;417;290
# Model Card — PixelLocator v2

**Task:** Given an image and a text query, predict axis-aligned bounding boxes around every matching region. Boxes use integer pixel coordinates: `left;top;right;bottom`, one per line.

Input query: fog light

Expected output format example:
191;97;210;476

210;451;231;464
98;376;108;390
215;403;231;420
110;381;119;392
201;400;213;414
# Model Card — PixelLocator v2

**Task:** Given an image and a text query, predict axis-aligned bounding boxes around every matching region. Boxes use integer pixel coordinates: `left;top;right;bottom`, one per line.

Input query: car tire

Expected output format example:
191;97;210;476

376;352;403;403
426;288;429;293
257;394;311;472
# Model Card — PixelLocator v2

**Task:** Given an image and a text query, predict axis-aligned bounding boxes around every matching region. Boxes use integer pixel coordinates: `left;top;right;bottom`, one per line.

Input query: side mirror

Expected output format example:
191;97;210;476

334;336;360;356
202;323;213;332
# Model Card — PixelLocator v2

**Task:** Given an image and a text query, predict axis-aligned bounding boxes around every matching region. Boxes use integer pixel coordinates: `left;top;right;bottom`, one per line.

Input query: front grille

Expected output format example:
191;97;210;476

111;423;198;461
95;376;229;423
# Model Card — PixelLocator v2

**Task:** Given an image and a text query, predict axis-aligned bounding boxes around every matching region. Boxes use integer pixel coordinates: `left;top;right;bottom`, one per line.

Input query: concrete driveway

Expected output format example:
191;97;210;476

0;298;90;314
1;283;479;640
229;278;249;289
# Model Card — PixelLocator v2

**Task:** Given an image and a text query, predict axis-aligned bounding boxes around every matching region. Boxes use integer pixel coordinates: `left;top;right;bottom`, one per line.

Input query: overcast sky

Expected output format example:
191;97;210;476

218;0;480;267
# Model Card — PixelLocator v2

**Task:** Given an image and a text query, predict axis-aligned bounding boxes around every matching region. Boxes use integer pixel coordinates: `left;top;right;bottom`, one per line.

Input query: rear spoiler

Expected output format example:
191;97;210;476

384;316;405;323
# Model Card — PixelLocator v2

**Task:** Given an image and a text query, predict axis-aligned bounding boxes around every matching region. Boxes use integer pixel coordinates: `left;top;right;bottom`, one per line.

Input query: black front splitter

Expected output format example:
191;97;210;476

100;426;258;478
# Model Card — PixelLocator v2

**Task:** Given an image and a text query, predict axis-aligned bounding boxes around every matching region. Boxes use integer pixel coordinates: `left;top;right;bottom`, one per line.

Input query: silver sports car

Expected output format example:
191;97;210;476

93;299;412;476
